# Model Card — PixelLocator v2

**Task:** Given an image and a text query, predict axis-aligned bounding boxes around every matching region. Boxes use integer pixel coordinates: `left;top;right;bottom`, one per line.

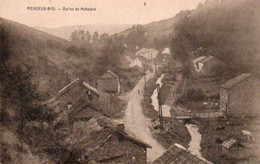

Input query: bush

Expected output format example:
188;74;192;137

181;88;205;101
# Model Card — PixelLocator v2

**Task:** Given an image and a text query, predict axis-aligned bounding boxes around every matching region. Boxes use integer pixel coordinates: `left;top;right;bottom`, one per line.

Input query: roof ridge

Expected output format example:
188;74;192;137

221;73;251;89
107;70;119;79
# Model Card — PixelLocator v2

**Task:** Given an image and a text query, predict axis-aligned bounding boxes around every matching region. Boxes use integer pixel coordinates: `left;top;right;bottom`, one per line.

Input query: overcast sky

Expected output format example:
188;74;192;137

0;0;205;28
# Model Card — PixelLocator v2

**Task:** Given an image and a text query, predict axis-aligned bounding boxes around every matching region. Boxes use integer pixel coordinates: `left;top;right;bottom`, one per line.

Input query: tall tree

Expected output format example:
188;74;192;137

92;31;99;44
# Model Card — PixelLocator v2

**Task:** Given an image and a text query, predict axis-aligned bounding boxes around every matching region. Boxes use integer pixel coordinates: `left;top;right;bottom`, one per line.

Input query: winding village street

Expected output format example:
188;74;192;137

123;72;166;162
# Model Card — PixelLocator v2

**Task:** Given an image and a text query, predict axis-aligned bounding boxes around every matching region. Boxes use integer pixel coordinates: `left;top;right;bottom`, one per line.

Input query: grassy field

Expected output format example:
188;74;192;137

194;117;260;164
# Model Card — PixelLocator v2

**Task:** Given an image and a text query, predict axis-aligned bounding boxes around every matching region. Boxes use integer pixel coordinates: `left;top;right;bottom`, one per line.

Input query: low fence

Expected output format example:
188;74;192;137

176;111;224;119
193;111;224;118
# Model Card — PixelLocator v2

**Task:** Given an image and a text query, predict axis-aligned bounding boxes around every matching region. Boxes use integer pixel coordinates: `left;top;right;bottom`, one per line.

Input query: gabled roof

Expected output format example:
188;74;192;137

194;56;207;63
107;70;119;79
44;79;100;104
199;56;214;64
100;70;119;79
221;73;251;89
136;48;159;54
153;143;212;164
63;117;151;156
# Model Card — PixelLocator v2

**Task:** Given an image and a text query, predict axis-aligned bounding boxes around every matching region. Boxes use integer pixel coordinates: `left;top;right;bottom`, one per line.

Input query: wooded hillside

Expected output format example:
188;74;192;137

171;0;260;76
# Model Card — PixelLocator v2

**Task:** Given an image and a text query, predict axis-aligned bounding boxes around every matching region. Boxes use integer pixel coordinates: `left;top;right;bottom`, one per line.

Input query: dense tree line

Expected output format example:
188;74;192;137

170;0;259;77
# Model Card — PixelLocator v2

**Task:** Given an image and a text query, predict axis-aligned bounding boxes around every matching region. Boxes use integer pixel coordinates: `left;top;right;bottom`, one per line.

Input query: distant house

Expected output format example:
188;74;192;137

193;56;222;75
162;47;171;55
220;74;260;117
97;70;121;94
135;48;159;60
153;143;212;164
63;117;151;163
130;57;143;68
45;78;111;117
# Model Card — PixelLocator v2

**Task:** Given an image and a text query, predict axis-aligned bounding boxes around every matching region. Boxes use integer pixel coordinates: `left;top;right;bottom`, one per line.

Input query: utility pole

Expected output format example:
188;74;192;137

154;58;157;75
157;84;163;129
143;63;146;90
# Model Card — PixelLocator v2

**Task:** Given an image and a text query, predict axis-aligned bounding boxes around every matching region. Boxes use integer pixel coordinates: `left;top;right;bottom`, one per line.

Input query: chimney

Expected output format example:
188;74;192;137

117;124;125;132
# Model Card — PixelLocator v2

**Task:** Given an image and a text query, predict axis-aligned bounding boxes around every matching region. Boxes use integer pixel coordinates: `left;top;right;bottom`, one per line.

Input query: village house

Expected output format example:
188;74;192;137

62;116;151;163
193;56;222;75
220;73;260;117
162;47;171;55
97;70;121;95
130;57;143;68
135;48;159;60
45;78;111;117
153;143;212;164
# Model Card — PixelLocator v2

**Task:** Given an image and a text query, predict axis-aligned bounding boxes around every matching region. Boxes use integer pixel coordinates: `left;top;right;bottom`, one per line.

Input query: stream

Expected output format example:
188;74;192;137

185;123;202;157
151;74;171;117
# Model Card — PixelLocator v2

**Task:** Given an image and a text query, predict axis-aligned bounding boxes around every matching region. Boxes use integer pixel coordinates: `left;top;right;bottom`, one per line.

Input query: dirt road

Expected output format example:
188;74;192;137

123;72;166;162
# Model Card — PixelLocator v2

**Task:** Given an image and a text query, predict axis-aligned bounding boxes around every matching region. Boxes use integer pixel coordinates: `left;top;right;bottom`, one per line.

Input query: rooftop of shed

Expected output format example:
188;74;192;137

221;73;251;89
222;138;238;149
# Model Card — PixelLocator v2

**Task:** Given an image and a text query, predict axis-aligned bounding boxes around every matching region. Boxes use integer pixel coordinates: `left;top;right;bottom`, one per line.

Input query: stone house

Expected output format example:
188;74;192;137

45;78;111;117
130;57;143;68
97;70;121;94
220;74;260;117
193;56;223;75
135;48;159;60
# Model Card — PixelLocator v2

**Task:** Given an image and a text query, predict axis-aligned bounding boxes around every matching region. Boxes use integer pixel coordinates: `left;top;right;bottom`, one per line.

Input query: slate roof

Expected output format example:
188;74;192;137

153;143;212;164
221;73;251;89
63;117;152;156
222;138;238;149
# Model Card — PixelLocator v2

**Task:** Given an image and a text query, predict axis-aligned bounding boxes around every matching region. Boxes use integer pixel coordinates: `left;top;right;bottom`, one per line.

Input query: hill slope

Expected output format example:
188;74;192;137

0;18;97;97
36;24;132;40
118;10;191;43
171;0;260;75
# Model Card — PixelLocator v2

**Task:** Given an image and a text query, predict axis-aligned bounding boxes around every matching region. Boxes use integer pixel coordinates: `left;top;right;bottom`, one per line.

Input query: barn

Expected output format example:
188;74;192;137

97;70;121;94
220;73;260;117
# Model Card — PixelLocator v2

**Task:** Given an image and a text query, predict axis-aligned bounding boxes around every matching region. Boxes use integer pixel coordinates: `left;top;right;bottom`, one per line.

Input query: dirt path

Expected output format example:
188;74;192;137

123;72;166;162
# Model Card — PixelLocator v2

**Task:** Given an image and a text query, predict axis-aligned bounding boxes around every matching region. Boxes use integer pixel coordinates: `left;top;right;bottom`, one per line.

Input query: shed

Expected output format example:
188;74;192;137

221;138;243;153
97;70;121;94
153;143;212;164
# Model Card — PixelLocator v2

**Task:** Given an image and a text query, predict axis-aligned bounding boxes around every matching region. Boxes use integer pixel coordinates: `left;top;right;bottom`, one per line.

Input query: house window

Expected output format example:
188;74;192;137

67;102;72;109
86;90;92;101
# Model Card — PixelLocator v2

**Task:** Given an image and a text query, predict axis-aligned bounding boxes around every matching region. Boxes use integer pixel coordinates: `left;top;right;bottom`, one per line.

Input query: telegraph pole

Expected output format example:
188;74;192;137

143;63;146;90
157;84;163;129
154;58;158;75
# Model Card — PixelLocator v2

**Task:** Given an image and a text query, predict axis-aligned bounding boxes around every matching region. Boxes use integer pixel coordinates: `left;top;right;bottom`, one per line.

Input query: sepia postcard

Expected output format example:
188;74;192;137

0;0;259;163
